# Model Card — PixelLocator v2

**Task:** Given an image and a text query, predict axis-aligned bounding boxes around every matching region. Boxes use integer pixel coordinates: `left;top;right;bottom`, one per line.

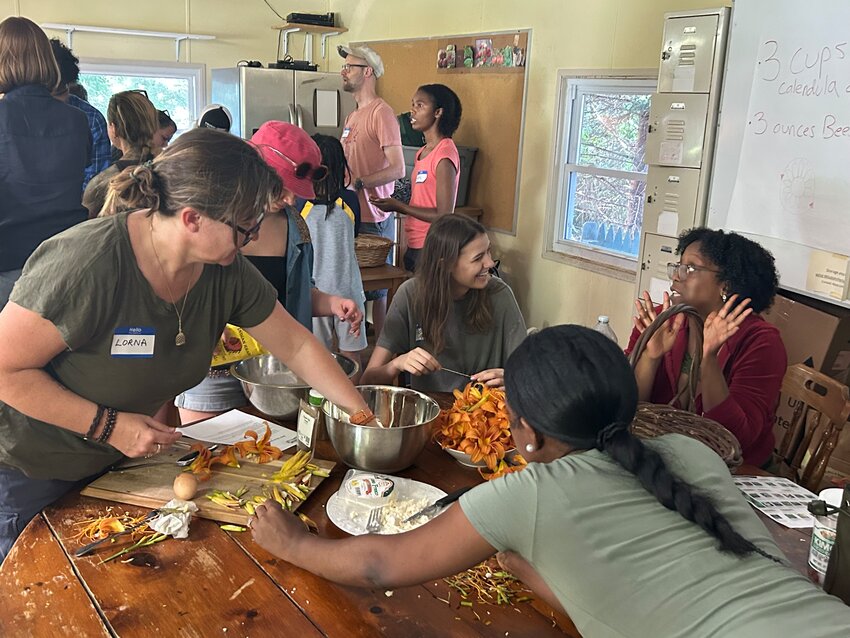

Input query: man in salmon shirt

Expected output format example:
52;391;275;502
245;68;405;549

338;44;405;338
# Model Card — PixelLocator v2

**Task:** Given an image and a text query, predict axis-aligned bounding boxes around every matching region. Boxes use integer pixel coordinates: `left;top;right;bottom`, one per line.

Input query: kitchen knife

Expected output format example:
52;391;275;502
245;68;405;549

402;485;474;524
74;509;161;557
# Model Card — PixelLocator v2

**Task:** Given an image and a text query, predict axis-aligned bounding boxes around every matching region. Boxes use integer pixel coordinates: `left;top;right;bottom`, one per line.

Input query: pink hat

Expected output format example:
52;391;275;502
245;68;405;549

251;121;325;200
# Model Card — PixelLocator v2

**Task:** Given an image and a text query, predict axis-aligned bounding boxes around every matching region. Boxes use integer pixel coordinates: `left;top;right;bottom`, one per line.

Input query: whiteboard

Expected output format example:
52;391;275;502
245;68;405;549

708;0;850;308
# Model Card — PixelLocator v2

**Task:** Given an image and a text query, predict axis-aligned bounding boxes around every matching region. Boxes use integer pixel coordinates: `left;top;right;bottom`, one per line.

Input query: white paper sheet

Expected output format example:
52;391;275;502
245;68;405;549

177;409;297;450
648;277;671;304
733;476;817;529
315;89;338;128
656;210;679;236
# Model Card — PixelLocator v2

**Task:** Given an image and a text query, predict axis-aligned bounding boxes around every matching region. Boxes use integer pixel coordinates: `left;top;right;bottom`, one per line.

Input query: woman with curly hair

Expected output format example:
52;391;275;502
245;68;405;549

628;228;786;467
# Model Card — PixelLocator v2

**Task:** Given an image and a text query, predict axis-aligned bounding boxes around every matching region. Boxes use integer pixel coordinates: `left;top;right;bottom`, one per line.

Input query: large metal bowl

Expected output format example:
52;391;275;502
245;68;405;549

323;385;440;473
230;353;359;419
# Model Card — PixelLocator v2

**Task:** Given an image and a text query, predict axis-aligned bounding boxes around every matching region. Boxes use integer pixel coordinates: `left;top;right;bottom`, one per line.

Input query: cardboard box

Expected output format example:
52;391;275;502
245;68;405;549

763;290;850;478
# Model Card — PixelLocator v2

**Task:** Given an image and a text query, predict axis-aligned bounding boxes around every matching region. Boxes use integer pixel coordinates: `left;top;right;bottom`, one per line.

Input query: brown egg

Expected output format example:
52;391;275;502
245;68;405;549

173;472;199;500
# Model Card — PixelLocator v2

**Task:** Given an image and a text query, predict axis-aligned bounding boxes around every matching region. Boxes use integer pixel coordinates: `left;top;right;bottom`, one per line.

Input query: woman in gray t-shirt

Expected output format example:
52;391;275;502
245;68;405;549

251;325;850;638
361;214;526;392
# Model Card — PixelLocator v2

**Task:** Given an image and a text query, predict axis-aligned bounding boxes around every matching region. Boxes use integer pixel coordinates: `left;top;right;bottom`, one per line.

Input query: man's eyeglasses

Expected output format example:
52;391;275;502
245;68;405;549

666;262;720;280
262;145;328;182
225;211;265;247
341;63;369;72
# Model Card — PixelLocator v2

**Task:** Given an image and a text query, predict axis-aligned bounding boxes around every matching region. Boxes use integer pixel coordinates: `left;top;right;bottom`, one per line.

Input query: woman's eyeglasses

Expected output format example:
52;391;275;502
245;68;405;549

225;212;265;247
666;262;720;280
260;145;328;182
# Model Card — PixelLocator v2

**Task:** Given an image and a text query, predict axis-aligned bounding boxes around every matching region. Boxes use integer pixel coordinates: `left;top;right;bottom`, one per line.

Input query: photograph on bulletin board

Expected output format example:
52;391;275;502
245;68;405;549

439;32;527;73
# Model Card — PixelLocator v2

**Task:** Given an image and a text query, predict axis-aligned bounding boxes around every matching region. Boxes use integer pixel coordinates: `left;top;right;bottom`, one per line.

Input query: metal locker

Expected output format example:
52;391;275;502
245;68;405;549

637;233;678;305
644;167;701;237
645;93;709;169
657;14;720;94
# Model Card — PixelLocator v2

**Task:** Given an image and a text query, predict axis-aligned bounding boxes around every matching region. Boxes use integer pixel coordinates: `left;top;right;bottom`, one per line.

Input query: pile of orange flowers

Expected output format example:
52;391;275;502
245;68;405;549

433;383;527;480
187;423;283;480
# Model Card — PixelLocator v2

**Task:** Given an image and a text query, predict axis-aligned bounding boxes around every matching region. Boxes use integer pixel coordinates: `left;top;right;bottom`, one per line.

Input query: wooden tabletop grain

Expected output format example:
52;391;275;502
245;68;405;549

0;398;813;638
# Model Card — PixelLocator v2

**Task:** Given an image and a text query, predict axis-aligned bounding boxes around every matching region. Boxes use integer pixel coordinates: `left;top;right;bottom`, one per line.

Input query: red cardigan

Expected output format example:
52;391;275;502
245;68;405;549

626;313;787;466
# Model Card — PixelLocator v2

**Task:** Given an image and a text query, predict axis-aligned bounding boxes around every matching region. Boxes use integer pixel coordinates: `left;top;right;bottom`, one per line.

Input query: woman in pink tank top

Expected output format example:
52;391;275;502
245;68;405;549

370;84;462;272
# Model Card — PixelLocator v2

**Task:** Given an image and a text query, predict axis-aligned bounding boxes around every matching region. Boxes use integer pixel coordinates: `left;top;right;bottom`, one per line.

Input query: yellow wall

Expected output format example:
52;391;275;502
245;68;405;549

329;0;715;341
4;0;331;86
5;0;718;341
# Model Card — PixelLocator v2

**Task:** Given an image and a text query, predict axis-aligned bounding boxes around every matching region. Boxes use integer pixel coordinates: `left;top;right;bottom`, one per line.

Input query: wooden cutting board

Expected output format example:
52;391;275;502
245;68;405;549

81;446;335;526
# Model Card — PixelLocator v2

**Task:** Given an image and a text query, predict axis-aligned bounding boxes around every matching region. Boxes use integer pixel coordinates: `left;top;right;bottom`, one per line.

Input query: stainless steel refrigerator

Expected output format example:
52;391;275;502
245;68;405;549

211;67;356;139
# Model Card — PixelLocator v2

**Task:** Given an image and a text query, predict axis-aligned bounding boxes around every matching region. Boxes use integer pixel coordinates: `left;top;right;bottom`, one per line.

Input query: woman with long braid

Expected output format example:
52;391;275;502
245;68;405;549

251;325;850;637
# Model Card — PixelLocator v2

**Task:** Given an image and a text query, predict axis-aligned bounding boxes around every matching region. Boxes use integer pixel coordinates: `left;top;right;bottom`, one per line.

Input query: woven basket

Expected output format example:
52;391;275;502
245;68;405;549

354;235;394;268
628;303;742;468
631;403;743;468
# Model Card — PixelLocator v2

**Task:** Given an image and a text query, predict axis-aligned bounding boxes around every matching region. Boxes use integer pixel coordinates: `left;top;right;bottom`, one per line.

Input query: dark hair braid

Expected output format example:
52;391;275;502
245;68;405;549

505;325;783;564
601;426;781;562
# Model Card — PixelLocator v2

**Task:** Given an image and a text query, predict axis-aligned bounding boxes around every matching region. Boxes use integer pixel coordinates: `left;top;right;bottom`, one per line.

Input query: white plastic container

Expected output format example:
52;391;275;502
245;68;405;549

807;487;842;585
593;315;618;344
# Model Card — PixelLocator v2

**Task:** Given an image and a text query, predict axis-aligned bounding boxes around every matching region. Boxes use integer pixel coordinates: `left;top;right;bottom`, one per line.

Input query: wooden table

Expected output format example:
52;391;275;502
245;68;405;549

0;397;578;638
0;416;813;637
359;264;411;308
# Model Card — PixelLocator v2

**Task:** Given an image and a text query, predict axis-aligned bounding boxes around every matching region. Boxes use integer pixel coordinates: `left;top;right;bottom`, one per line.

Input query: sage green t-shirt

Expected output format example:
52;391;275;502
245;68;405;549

460;434;850;638
2;213;276;480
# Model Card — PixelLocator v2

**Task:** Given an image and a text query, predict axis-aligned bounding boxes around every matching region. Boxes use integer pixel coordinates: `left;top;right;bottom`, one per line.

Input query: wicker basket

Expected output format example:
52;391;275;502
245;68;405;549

354;235;394;268
631;403;743;469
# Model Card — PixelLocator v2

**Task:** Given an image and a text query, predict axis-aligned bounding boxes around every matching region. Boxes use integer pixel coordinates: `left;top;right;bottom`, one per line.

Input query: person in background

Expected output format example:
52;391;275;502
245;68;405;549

153;109;177;151
49;38;110;192
361;214;525;392
338;44;405;338
0;17;90;308
175;122;363;424
250;325;850;638
627;228;786;468
84;90;158;218
0;128;373;562
68;82;87;100
196;103;232;132
301;134;367;374
371;84;463;272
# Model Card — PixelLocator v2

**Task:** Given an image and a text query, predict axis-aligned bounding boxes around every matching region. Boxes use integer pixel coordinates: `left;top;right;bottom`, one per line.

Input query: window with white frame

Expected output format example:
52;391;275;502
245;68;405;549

78;60;204;138
547;74;656;272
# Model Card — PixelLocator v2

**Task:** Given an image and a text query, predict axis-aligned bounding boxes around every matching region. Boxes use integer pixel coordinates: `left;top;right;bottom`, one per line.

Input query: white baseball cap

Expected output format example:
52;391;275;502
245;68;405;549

337;44;385;78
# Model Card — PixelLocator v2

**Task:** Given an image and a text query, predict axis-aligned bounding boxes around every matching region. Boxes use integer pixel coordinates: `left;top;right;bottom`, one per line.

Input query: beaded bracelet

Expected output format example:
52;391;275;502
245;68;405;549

84;404;106;440
97;408;118;444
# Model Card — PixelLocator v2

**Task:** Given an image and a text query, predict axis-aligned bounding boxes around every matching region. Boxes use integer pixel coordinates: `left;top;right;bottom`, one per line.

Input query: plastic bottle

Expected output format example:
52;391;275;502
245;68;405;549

593;315;618;344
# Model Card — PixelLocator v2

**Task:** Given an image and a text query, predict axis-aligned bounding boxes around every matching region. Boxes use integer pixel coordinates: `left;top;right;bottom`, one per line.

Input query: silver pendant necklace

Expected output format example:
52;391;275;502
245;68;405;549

149;216;195;347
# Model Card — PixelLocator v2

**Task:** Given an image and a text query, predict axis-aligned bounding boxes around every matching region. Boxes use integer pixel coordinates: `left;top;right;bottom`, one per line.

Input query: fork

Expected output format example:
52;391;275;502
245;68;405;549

366;507;384;533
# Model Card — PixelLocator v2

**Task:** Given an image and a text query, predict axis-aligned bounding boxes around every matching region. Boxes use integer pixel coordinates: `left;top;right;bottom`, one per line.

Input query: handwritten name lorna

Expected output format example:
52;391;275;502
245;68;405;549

113;337;150;348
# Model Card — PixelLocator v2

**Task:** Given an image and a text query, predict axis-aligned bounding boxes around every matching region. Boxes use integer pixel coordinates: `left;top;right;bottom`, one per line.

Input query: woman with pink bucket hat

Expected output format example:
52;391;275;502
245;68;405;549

175;122;363;424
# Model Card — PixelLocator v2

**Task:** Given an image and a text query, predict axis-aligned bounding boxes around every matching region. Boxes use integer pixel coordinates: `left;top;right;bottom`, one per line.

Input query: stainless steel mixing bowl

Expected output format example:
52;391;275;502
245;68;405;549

323;385;440;473
230;353;359;419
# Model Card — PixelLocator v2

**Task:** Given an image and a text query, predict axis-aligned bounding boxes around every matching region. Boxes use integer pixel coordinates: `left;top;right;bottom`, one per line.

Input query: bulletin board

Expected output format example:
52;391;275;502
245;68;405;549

360;30;530;233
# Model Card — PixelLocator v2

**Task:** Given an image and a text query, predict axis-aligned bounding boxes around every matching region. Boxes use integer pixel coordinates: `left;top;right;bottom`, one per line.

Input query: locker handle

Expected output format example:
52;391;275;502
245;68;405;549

646;195;654;204
647;124;654;134
288;104;296;125
296;105;304;129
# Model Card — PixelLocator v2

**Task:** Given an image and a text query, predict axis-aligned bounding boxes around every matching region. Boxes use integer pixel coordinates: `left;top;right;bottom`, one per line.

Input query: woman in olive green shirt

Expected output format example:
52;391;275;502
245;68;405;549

0;129;371;562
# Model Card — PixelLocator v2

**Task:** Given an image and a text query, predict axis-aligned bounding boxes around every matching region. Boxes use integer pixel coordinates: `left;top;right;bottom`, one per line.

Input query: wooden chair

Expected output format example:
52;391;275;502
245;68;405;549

776;364;850;492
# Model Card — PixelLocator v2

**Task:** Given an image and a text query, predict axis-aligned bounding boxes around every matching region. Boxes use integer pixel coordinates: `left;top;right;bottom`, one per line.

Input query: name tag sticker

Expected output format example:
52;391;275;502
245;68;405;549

415;170;428;183
341;127;351;139
111;327;155;358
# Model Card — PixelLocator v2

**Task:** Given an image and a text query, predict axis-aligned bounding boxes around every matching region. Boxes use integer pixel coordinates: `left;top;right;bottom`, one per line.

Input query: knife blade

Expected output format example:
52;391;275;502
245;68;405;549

402;485;474;524
74;509;161;557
